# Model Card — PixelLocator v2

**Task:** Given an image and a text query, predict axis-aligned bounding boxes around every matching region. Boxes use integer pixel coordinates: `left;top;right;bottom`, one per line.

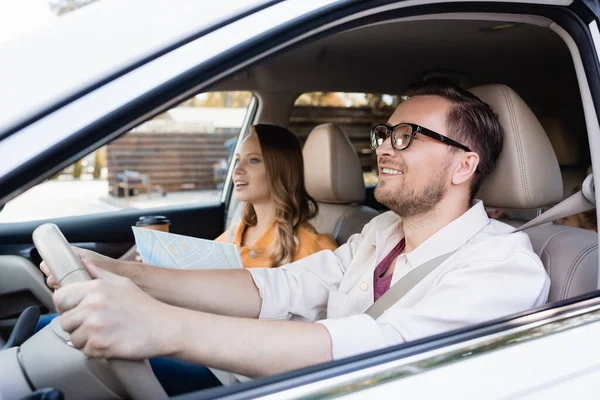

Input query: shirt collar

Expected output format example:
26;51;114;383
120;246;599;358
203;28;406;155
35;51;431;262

374;200;490;268
374;219;403;246
407;200;490;268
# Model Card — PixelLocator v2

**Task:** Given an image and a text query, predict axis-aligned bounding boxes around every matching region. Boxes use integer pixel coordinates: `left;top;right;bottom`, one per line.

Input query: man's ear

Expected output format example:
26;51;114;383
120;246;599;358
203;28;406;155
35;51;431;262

451;152;479;185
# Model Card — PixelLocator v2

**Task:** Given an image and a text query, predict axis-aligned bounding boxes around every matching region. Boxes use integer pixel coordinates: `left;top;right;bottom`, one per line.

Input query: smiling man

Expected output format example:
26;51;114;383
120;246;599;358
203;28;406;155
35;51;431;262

47;79;550;391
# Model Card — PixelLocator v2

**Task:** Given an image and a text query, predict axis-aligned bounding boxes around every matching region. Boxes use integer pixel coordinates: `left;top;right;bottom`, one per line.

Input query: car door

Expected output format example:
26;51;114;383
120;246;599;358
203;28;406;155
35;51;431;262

1;0;599;398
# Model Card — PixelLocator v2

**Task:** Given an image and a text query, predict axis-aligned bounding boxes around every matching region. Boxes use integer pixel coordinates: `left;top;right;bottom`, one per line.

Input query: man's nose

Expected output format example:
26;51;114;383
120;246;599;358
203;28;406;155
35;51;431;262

375;135;395;157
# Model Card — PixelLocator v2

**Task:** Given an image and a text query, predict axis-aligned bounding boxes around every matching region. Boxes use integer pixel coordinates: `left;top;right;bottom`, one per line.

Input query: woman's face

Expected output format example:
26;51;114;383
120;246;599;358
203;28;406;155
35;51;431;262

232;133;270;204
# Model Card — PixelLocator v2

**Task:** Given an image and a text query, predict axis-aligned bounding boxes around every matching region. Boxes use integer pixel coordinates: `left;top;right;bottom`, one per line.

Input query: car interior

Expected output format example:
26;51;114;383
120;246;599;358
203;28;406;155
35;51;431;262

0;7;599;399
220;17;598;301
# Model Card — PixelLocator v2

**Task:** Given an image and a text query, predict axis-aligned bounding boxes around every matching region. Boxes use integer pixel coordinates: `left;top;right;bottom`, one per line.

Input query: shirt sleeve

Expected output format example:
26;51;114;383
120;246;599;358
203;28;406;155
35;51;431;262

317;249;550;360
248;229;365;321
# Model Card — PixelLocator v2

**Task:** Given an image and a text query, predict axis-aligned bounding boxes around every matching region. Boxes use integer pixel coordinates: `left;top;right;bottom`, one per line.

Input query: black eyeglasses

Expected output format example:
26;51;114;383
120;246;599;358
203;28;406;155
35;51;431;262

370;123;472;152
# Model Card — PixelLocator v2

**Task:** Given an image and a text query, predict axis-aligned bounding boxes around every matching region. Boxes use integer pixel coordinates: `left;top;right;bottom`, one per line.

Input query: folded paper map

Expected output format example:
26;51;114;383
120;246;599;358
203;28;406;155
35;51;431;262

132;227;243;270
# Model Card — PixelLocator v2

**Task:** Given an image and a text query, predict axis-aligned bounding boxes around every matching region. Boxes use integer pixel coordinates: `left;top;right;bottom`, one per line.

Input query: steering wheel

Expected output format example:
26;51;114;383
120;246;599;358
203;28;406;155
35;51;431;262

21;223;168;399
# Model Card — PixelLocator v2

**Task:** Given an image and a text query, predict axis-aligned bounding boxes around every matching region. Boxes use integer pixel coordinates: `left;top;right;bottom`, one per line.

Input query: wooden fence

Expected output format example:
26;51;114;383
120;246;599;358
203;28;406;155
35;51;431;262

106;106;393;194
290;106;392;172
106;131;237;193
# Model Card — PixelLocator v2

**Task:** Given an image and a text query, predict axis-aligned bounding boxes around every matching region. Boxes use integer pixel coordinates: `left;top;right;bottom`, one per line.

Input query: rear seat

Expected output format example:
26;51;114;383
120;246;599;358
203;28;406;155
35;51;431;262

541;118;588;199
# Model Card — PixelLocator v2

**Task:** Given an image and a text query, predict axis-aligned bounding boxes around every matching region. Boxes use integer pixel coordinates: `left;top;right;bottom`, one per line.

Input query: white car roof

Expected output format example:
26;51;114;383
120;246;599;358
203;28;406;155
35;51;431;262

0;0;271;136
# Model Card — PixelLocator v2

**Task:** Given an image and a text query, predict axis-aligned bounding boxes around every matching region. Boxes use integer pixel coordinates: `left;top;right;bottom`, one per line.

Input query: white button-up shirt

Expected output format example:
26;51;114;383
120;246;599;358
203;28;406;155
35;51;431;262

249;201;550;360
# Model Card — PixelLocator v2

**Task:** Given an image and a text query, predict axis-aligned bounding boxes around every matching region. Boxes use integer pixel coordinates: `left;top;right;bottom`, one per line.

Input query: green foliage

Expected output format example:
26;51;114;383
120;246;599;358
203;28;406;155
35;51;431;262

93;148;106;179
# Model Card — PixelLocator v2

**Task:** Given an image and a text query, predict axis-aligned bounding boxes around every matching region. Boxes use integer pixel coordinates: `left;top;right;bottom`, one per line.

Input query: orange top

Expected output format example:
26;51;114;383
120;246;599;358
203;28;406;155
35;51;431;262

215;221;338;268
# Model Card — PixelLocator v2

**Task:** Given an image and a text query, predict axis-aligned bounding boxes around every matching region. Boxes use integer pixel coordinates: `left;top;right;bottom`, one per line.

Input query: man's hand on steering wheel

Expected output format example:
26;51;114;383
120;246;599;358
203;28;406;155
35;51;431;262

53;258;178;360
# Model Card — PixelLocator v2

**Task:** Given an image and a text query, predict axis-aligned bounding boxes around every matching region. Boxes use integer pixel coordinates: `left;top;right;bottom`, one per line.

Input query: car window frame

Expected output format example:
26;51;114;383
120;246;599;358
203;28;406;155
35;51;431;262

0;0;344;207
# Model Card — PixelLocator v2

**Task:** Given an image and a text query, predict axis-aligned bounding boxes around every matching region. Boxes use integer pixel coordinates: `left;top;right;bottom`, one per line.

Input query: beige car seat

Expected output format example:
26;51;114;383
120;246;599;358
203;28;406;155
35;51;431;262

303;123;379;245
472;84;598;302
541;118;588;199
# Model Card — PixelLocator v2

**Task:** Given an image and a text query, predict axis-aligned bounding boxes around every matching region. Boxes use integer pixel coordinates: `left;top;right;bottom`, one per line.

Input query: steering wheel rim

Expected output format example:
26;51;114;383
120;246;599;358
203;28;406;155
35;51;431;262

32;223;168;400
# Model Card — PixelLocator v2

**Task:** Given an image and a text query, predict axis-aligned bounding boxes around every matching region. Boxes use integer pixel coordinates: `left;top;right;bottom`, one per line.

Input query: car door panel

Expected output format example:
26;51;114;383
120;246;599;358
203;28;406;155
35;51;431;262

0;202;225;247
0;255;54;340
0;201;225;339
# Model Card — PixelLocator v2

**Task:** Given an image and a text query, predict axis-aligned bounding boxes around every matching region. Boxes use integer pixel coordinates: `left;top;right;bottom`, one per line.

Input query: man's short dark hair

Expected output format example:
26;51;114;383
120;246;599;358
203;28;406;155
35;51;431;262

404;78;504;200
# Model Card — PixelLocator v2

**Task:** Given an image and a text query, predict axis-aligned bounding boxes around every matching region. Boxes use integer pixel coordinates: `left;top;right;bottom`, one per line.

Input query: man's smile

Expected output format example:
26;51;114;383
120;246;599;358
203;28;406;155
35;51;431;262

379;167;404;176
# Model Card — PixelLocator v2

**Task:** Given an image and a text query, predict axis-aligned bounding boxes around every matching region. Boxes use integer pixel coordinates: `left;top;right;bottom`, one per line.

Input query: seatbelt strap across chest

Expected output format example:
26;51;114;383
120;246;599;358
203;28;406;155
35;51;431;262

364;250;457;320
364;174;595;320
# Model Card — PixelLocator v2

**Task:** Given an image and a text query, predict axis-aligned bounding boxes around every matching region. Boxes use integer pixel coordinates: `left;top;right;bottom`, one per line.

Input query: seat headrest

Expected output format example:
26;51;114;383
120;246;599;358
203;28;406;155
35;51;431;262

541;118;581;166
302;123;365;204
470;84;563;209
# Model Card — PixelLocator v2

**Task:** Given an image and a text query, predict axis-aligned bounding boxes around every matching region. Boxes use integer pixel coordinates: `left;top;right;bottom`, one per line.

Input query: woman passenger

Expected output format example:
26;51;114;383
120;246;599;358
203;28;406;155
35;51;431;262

215;124;338;267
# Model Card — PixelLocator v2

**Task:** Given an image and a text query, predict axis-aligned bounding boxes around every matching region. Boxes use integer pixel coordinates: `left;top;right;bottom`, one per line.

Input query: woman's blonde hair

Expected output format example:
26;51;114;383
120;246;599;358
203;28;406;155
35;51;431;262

241;124;318;265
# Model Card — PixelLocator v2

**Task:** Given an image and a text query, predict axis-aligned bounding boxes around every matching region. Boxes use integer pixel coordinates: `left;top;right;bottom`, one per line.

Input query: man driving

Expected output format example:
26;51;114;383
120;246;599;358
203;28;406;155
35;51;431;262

45;79;550;390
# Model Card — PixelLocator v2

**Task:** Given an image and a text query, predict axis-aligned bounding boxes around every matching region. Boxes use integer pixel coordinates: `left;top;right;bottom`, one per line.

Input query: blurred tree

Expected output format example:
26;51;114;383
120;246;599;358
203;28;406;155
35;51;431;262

72;159;83;179
365;94;385;108
93;147;106;179
294;92;397;108
193;92;252;108
295;92;346;107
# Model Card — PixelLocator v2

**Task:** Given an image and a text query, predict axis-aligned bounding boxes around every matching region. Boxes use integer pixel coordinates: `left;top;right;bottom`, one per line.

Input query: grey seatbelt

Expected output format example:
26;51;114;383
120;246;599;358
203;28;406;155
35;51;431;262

365;250;457;320
365;174;596;320
514;174;595;232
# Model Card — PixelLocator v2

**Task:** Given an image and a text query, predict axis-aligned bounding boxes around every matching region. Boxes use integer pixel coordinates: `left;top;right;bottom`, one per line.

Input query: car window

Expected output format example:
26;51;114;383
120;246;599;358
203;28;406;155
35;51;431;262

292;92;399;186
0;91;253;223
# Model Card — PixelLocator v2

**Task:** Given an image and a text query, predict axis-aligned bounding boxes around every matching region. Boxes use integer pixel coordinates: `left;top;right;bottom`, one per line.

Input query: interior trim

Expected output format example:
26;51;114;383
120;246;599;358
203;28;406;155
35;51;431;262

0;256;54;313
350;11;554;28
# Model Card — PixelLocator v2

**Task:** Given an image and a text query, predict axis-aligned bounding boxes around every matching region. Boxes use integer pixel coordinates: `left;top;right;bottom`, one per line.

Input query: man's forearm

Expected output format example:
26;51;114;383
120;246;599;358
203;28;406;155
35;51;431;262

126;265;262;318
162;307;333;377
75;247;262;318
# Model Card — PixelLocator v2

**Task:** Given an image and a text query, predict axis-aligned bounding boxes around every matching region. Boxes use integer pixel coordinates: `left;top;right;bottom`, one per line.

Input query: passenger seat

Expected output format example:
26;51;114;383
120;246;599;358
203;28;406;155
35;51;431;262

541;118;588;199
471;84;598;302
303;123;379;245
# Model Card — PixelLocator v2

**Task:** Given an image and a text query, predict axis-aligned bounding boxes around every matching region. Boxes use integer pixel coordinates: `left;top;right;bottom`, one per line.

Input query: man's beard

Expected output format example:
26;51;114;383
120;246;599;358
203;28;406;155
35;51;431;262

375;161;449;220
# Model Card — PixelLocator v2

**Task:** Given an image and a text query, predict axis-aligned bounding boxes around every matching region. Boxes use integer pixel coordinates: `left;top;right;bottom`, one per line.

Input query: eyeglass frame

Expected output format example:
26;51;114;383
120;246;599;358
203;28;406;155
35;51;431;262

370;123;472;153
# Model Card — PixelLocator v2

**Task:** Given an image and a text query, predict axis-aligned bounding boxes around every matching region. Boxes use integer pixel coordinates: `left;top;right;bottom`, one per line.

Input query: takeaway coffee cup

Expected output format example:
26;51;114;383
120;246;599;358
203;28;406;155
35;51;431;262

135;215;171;232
